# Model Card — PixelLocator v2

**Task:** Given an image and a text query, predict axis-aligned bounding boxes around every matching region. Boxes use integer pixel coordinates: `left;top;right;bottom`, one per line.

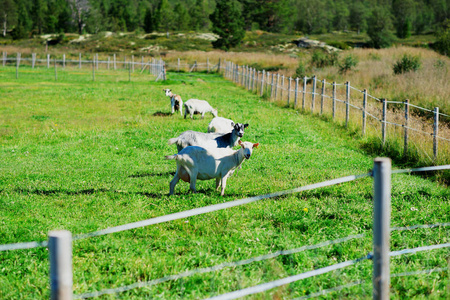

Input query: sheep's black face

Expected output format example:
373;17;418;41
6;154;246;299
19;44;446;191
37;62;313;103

234;123;249;137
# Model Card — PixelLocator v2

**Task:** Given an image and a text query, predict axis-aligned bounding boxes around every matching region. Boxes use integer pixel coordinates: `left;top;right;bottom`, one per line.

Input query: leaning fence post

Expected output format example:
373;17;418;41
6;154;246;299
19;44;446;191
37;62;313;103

321;79;326;115
382;99;387;146
345;81;350;128
332;82;336;120
363;89;367;136
403;99;409;157
49;230;73;300
372;157;391;300
294;77;299;108
311;75;316;113
433;107;439;162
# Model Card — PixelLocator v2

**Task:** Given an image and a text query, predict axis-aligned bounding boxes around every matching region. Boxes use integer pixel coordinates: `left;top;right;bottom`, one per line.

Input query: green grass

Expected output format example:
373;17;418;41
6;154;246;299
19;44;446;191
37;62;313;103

0;66;449;299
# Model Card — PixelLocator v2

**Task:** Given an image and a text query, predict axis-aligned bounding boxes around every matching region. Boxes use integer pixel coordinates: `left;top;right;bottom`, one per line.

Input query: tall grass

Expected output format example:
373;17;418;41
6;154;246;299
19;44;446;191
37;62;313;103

0;66;449;299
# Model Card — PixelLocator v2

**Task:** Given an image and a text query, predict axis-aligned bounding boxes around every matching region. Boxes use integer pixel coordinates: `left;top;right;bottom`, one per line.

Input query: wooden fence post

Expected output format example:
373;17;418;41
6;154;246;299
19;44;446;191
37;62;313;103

275;74;279;100
47;54;50;68
261;70;265;96
270;73;274;100
302;76;307;111
129;62;131;81
280;75;284;101
123;56;126;70
403;99;409;157
92;58;95;81
113;54;116;70
32;53;36;69
311;75;316;113
372;157;391;300
321;79;326;115
96;53;99;70
346;81;350;128
287;77;292;106
252;68;256;92
2;51;6;66
433;107;439;162
362;89;367;136
332;82;336;120
49;230;73;300
107;57;110;70
382;99;387;146
294;77;299;108
218;58;221;73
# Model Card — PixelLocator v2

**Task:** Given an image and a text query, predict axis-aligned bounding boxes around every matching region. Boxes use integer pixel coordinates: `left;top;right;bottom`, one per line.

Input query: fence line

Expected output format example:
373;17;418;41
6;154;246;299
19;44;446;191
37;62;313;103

220;59;449;163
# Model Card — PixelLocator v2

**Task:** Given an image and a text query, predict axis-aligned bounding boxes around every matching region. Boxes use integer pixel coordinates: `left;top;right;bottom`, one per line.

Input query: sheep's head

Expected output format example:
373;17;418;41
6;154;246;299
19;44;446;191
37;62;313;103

163;89;172;97
233;123;249;138
238;140;259;159
212;109;218;118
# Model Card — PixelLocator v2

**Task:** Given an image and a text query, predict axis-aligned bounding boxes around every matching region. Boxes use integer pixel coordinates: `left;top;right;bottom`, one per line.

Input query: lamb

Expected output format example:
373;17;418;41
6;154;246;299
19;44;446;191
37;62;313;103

163;89;183;116
207;117;235;133
184;99;218;119
165;140;259;196
168;122;249;152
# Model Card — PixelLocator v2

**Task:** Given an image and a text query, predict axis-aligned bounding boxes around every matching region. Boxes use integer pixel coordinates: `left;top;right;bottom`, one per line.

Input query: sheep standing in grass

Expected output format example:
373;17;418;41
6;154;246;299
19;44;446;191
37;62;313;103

207;117;235;133
165;140;259;195
168;122;249;152
184;99;218;119
163;89;183;116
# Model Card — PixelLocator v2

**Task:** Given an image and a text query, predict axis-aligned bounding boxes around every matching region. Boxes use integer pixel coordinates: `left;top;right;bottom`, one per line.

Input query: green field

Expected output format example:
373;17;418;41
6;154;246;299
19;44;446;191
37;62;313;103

0;66;449;299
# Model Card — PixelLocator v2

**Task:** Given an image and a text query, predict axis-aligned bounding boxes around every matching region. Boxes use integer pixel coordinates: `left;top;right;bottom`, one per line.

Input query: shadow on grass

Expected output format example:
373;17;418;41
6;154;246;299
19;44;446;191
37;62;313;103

13;188;164;198
129;171;175;178
153;111;173;117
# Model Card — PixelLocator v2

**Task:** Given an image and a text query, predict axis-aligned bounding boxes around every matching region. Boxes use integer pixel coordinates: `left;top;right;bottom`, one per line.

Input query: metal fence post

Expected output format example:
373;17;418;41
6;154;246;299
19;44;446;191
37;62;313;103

275;74;279;100
47;54;50;68
346;81;350;128
270;73;274;100
261;70;265;96
403;99;409;157
363;89;367;136
382;99;387;146
32;53;36;69
294;77;299;108
433;107;439;162
280;75;284;101
372;157;391;300
311;75;316;113
288;77;292;106
49;230;73;300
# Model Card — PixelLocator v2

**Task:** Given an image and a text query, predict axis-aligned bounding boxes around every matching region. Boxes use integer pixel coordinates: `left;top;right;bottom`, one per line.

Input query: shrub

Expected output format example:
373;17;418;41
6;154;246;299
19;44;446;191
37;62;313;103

311;50;338;68
433;19;450;57
393;54;421;74
339;54;358;74
295;61;307;78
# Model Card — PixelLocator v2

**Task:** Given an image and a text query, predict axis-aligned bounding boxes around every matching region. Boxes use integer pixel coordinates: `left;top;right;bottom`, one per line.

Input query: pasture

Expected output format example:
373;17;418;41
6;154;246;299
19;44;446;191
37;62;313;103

0;66;449;299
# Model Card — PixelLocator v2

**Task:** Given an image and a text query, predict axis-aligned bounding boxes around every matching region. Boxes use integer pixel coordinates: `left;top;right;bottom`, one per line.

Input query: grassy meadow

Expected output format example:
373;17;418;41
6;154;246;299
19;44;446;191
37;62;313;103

0;65;449;299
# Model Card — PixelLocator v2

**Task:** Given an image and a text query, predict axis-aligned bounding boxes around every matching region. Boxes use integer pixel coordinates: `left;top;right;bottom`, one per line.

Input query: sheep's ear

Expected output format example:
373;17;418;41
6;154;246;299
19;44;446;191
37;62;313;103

253;143;259;148
238;140;243;146
244;123;249;128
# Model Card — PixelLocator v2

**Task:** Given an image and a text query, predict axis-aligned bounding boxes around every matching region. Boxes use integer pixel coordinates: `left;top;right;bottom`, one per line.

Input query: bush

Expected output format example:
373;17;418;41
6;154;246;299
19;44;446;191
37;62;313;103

433;19;450;56
295;61;307;78
339;54;358;74
311;50;338;68
393;54;421;74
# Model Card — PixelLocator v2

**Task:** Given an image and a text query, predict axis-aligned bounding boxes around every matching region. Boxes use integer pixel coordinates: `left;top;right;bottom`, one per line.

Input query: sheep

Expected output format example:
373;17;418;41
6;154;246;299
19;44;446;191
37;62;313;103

207;117;235;133
163;89;183;116
168;122;249;152
165;140;259;196
184;99;218;119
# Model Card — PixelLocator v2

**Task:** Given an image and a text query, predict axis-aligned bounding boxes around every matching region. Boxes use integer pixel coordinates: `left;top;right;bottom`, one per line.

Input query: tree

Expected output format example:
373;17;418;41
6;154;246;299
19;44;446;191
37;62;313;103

392;0;415;38
434;19;450;56
332;0;350;31
349;1;369;34
174;3;190;31
143;7;155;33
32;0;47;34
156;0;173;36
68;0;90;34
1;0;17;37
367;7;395;48
189;0;210;31
210;0;245;50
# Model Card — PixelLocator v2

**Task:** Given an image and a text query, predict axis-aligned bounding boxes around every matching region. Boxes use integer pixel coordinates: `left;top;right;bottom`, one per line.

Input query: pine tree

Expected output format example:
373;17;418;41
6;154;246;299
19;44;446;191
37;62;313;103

143;7;155;33
367;7;396;48
210;0;245;50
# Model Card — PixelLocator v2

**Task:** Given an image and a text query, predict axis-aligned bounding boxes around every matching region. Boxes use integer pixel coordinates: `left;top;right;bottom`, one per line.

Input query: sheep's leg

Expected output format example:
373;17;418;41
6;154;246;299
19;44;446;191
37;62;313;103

180;103;183;116
215;178;221;190
171;98;175;114
169;172;180;195
189;170;198;193
184;109;187;119
201;112;205;119
220;177;228;196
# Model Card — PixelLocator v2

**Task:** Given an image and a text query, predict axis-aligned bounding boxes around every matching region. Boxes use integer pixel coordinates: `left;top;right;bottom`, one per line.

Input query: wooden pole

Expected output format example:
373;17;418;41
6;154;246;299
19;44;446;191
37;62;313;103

107;57;110;70
261;70;265;96
113;54;116;70
321;79;326;115
275;74;279;100
280;75;284;101
382;99;387;146
49;230;73;300
433;107;439;162
207;58;210;73
218;58;221;73
270;73;274;100
346;81;350;128
363;89;367;136
311;75;316;113
131;55;134;72
129;62;131;82
403;99;409;157
32;53;36;69
287;77;292;106
332;82;336;120
2;51;5;66
96;53;99;70
372;158;391;300
302;76;307;111
294;77;299;108
47;54;50;68
92;58;95;82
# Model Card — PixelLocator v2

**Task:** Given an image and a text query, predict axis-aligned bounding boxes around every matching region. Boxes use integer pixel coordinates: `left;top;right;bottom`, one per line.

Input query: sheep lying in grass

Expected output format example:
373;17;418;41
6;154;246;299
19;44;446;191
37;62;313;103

184;99;218;119
165;140;259;195
168;122;249;152
163;89;183;115
207;117;235;133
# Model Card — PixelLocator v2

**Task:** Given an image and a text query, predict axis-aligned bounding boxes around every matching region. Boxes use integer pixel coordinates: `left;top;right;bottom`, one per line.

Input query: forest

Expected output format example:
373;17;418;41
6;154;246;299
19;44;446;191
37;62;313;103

1;0;448;40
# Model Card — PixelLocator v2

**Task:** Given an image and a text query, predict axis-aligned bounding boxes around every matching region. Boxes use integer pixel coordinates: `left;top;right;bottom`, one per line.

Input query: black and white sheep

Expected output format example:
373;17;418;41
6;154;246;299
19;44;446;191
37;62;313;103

163;89;183;115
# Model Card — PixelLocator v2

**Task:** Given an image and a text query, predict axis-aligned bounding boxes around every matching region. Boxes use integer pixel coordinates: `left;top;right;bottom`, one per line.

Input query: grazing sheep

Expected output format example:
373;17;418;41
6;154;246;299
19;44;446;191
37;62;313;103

163;89;183;116
165;140;259;195
168;122;249;152
207;117;235;133
184;99;218;119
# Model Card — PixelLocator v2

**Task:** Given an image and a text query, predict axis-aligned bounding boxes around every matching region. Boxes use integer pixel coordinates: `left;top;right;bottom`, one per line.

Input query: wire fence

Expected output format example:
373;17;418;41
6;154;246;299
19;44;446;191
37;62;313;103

1;51;166;82
219;60;450;166
1;162;449;299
